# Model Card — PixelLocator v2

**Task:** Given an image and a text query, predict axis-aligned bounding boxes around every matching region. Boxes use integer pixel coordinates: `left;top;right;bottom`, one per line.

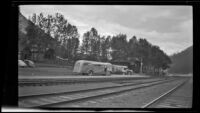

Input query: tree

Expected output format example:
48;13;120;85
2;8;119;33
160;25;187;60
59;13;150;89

89;28;101;60
63;24;80;60
44;48;55;59
148;45;171;74
80;27;101;61
29;13;80;60
81;31;90;56
127;36;171;74
128;36;139;59
137;38;152;65
100;35;111;61
110;34;128;61
71;37;80;60
25;23;40;61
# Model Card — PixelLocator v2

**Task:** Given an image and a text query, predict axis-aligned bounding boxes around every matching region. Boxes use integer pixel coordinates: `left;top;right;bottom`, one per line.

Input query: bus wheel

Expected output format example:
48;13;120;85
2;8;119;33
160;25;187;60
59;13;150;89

88;70;93;76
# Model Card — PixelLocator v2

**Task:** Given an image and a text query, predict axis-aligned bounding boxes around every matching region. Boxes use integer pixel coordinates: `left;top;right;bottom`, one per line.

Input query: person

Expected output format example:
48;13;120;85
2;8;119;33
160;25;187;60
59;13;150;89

123;68;128;75
104;66;107;75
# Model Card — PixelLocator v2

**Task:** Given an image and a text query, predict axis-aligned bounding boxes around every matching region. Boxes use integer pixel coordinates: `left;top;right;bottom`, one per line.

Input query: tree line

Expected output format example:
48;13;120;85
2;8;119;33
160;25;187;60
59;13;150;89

19;12;171;70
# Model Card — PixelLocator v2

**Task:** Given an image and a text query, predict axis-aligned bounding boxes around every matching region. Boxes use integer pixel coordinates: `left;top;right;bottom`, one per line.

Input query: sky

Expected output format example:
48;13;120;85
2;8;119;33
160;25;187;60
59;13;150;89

19;5;193;56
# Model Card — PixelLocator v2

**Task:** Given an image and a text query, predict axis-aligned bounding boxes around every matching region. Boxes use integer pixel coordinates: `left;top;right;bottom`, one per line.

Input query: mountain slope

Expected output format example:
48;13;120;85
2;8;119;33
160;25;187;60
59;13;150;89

168;46;193;74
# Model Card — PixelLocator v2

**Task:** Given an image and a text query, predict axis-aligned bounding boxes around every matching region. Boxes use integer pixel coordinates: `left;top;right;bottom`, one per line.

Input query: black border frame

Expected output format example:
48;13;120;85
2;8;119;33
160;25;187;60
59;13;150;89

4;0;200;112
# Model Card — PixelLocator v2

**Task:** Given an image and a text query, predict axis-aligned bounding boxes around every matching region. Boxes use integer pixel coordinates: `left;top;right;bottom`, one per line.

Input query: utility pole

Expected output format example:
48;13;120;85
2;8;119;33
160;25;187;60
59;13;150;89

140;58;143;74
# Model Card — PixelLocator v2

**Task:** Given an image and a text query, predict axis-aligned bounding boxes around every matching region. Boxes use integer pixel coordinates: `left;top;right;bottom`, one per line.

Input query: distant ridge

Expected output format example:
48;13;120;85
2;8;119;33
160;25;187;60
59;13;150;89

168;46;193;74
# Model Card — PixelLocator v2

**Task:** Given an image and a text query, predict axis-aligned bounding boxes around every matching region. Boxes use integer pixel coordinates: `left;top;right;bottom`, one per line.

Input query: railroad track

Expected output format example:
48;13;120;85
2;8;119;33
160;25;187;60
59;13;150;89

19;77;184;108
141;78;191;108
18;77;162;87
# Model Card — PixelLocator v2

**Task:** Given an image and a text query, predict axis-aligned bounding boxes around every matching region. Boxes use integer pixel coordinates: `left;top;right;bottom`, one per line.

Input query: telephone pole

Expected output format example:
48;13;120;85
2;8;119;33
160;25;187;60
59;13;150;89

140;58;143;74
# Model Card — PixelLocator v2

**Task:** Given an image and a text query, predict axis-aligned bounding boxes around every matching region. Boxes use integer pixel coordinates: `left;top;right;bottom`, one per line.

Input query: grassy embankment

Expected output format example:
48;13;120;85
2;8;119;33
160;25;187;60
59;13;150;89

18;62;74;76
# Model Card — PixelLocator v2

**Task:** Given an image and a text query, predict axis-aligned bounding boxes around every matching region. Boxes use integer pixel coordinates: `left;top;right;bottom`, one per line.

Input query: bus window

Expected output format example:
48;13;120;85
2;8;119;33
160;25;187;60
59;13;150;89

76;63;80;68
83;63;90;66
95;64;102;67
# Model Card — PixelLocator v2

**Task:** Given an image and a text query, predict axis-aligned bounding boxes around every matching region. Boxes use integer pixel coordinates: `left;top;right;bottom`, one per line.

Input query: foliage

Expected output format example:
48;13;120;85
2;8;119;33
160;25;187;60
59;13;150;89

80;28;112;61
80;28;101;61
110;34;129;61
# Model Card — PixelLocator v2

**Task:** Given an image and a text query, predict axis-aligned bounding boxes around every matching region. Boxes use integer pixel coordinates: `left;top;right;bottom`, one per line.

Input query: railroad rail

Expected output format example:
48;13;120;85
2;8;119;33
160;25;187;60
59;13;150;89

19;77;185;108
141;78;191;108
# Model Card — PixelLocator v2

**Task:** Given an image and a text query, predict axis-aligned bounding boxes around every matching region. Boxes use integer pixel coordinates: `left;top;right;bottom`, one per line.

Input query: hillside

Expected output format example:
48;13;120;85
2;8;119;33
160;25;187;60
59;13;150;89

18;12;57;61
168;46;193;74
19;12;30;34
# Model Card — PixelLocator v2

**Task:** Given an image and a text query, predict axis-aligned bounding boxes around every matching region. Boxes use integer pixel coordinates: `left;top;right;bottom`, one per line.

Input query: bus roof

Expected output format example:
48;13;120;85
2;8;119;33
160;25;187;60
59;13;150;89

90;62;111;65
76;60;111;65
112;64;127;68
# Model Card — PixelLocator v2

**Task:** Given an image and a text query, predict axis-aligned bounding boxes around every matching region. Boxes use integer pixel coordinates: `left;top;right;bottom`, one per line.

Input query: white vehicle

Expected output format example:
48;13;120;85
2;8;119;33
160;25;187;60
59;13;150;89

73;60;112;76
124;67;133;75
112;65;126;73
18;60;27;67
112;65;133;75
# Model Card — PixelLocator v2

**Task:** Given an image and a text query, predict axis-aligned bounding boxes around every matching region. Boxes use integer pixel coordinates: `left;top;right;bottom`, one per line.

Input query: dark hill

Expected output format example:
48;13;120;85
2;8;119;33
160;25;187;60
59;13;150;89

168;46;193;74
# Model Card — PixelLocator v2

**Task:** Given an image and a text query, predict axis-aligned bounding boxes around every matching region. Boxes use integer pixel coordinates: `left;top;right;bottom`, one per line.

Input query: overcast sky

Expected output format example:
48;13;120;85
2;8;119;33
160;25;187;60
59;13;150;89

20;5;193;55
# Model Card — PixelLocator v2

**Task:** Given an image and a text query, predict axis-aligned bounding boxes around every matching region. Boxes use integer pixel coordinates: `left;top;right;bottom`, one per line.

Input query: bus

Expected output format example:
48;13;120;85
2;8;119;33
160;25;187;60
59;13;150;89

73;60;112;76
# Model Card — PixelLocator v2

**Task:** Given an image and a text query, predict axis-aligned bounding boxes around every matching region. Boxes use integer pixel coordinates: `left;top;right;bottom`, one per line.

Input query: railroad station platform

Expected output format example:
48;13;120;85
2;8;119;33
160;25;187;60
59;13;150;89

18;74;152;87
18;74;150;80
